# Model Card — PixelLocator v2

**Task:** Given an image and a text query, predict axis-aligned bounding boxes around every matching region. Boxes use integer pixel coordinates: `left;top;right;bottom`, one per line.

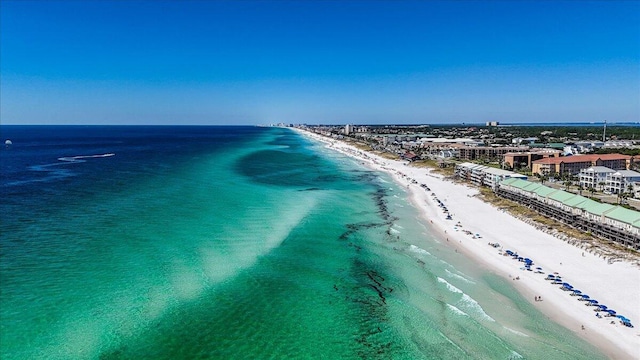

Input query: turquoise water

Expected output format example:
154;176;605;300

0;126;605;359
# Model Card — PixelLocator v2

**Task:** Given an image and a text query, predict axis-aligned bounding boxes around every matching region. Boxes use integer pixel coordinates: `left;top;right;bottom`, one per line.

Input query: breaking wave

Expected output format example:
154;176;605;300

437;277;463;294
459;294;495;322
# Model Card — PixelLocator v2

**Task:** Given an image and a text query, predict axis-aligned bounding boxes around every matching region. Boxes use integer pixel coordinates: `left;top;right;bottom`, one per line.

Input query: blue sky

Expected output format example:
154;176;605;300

1;1;638;125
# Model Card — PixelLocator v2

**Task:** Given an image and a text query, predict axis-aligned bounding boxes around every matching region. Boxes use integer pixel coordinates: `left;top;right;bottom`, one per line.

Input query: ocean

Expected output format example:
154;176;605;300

0;126;606;359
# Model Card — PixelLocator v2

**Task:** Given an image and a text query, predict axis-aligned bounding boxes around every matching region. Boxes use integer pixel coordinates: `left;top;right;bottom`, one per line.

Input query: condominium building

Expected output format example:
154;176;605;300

458;146;527;161
497;178;640;249
503;149;562;170
455;162;527;189
531;154;631;176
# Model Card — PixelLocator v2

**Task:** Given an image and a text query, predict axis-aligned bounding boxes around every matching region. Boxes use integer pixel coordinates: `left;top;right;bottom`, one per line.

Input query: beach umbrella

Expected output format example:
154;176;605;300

606;310;616;315
562;282;572;287
572;290;582;294
580;295;590;300
616;315;629;321
588;300;598;305
597;305;608;310
536;267;543;270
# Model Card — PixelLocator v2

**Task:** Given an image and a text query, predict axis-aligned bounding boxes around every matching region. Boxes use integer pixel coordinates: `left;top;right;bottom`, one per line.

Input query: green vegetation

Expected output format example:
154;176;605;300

595;148;640;156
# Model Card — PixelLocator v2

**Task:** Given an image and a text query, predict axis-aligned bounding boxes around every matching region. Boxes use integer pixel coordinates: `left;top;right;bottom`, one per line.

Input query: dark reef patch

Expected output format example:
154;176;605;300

235;149;346;187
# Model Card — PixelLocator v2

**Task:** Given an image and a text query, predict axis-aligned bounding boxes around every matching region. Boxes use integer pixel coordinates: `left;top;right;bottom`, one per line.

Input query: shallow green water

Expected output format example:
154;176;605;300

0;126;606;359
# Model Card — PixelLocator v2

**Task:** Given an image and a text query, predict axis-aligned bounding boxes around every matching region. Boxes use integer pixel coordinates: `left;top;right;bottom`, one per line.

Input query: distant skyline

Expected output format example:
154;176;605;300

1;0;638;125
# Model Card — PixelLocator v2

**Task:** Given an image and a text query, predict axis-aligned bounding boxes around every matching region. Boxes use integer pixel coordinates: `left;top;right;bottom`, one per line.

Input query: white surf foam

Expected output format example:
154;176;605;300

508;350;525;359
446;303;469;317
459;294;495;322
504;327;529;337
409;244;431;256
445;269;475;284
437;277;463;294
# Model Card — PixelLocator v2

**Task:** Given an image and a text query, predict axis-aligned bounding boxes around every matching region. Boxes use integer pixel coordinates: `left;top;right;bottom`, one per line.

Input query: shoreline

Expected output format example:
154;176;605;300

295;129;640;359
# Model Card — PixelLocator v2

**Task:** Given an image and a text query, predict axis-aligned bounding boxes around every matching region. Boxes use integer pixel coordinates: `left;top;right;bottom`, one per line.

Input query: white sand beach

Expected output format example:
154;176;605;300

297;129;640;359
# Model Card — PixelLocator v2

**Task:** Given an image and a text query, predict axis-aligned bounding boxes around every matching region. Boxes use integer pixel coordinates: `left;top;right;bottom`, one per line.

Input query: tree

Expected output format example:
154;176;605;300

619;192;629;205
598;181;605;191
540;174;549;185
627;184;636;199
588;186;596;198
577;184;584;196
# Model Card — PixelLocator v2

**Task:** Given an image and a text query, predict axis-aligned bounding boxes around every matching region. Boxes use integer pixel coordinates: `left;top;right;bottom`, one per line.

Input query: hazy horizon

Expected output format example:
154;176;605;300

1;1;638;126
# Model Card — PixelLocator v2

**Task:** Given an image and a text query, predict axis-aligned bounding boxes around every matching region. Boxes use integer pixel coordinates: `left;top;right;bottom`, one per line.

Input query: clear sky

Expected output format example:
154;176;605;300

1;0;638;125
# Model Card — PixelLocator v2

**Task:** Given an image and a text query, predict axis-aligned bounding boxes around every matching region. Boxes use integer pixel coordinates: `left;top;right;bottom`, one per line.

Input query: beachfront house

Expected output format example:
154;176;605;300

605;170;640;196
579;166;615;191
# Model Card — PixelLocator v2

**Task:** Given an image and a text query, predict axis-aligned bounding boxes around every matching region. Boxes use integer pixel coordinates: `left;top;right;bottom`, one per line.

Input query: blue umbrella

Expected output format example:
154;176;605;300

616;315;629;321
597;305;608;311
588;300;598;304
562;283;572;287
572;290;582;294
546;274;555;278
606;310;616;315
581;294;590;298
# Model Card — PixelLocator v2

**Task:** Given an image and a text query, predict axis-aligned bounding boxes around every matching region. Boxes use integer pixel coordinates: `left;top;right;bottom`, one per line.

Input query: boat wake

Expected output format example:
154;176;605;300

58;153;115;163
7;153;117;186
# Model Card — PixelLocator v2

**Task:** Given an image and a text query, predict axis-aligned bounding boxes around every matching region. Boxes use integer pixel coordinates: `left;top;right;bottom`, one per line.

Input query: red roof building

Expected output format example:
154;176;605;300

532;154;632;176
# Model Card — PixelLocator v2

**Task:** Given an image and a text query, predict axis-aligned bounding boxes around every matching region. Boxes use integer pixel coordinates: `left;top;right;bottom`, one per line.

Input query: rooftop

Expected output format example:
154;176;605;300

581;166;616;173
532;154;631;165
